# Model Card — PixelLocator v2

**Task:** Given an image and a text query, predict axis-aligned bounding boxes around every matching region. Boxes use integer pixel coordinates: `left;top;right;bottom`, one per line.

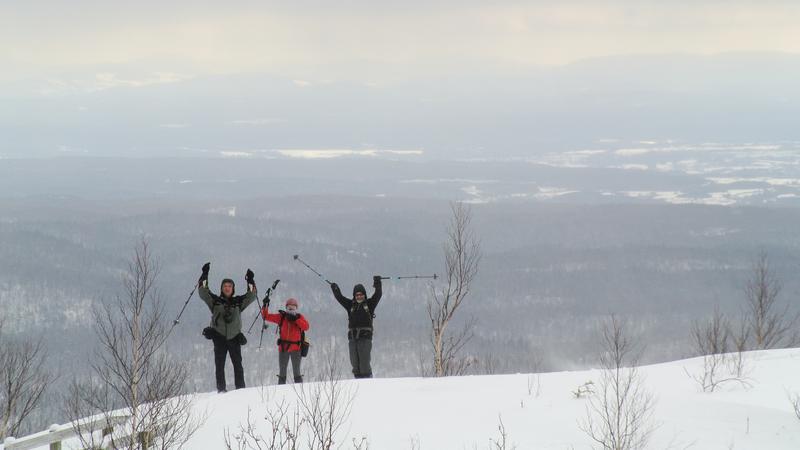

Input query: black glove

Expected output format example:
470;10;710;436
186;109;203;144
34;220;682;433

330;282;340;293
245;269;255;285
373;275;382;285
199;262;210;283
262;297;270;308
286;314;299;322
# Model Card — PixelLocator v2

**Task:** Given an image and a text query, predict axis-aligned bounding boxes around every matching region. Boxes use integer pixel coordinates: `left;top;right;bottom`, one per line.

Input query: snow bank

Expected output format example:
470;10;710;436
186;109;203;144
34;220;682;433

7;350;800;449
183;349;800;449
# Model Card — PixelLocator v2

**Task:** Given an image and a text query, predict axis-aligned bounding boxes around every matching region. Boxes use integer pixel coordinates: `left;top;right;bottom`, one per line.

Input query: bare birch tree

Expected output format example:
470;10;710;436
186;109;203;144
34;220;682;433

743;252;798;349
224;404;302;450
0;322;52;440
690;307;730;356
790;393;800;422
428;202;481;377
580;315;655;450
225;344;359;450
64;239;203;449
295;346;358;450
686;308;751;392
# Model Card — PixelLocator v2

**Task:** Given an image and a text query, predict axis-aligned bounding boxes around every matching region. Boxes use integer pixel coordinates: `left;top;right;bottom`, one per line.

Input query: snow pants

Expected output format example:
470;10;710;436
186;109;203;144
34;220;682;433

348;337;372;378
278;351;303;383
212;335;245;391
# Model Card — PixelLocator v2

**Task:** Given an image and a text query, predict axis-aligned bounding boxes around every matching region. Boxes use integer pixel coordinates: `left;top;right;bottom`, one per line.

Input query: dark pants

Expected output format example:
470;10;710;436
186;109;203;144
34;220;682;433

212;335;245;391
348;338;372;378
278;351;303;383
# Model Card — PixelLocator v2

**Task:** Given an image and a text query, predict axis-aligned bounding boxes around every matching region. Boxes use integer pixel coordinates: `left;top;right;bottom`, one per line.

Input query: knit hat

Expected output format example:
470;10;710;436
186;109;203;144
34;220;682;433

285;298;299;308
352;284;367;297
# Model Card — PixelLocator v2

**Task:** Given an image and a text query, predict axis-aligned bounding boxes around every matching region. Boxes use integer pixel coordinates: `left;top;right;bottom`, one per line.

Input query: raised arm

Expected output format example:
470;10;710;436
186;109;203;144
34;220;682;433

368;275;383;310
240;269;258;310
330;283;352;310
197;262;215;311
261;303;283;324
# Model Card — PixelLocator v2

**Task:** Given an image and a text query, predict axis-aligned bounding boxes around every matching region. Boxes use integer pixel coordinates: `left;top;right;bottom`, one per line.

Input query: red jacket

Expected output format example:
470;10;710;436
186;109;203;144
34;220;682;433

261;306;310;353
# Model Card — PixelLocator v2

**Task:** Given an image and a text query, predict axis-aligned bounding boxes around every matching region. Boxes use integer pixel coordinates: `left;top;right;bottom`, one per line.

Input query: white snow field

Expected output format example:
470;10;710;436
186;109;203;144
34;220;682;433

185;349;800;449
5;349;800;449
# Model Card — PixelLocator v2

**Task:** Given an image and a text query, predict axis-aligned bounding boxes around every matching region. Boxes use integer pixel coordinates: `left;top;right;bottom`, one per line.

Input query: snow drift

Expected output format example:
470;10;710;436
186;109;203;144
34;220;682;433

6;349;800;449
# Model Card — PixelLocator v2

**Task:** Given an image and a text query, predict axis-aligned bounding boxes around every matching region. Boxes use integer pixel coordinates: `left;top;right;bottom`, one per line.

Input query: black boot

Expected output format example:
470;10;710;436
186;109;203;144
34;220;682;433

294;375;303;384
277;376;287;385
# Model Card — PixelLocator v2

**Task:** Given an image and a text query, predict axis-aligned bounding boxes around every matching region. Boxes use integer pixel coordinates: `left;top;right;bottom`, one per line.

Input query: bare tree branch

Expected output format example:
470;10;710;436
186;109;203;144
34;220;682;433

0;321;53;440
686;308;752;393
789;392;800;423
743;252;798;350
579;315;655;450
294;346;357;450
63;238;204;450
428;202;481;377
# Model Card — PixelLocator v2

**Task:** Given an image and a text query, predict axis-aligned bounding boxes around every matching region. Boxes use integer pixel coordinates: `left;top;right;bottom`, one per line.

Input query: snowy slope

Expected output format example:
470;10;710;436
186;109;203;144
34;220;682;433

182;349;800;449
6;349;800;449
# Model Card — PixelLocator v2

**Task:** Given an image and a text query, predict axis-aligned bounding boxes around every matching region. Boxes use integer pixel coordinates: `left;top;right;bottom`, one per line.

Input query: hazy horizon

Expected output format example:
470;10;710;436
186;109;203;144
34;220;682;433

3;0;800;158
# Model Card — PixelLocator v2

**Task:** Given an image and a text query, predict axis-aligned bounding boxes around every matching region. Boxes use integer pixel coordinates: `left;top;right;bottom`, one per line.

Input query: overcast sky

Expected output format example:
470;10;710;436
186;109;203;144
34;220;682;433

2;0;800;83
2;1;799;157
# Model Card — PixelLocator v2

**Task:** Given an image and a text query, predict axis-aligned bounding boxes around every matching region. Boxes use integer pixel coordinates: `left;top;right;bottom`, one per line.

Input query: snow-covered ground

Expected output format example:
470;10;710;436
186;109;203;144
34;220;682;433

6;349;800;449
187;349;800;449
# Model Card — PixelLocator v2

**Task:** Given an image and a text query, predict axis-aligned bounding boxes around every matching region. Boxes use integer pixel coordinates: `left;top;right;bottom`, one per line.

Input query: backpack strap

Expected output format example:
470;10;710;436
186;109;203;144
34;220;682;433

350;302;375;318
275;312;306;351
215;295;244;309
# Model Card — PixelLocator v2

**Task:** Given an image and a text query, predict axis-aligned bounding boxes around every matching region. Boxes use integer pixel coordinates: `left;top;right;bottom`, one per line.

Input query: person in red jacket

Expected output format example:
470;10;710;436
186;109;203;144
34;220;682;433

262;297;310;384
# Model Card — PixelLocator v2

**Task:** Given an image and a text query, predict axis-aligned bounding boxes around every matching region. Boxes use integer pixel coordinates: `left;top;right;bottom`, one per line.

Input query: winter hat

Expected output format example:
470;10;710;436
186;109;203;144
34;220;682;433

352;284;367;298
285;298;299;308
220;278;235;296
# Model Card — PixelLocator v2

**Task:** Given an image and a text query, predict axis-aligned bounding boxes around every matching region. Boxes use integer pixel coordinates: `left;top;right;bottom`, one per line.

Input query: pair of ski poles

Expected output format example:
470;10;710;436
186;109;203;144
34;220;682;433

245;279;280;349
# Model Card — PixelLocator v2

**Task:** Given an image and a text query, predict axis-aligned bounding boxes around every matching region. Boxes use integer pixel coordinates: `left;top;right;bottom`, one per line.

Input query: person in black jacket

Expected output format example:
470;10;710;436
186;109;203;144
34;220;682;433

330;276;382;378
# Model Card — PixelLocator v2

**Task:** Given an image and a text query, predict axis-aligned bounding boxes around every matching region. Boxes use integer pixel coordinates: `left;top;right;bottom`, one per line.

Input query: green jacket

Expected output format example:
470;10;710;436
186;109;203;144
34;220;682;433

199;281;258;341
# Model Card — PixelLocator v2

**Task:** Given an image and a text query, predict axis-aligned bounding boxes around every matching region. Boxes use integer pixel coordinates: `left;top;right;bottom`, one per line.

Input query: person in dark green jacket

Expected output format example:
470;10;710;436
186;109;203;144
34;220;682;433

198;262;257;392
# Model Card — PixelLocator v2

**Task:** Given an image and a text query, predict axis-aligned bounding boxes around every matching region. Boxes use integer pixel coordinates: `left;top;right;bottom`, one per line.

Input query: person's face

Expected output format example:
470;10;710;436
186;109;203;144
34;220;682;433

355;292;366;303
221;282;234;297
286;305;297;312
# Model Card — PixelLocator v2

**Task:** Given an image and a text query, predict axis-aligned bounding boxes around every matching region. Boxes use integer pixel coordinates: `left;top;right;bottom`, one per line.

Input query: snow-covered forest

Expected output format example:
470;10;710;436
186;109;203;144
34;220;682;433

2;156;800;448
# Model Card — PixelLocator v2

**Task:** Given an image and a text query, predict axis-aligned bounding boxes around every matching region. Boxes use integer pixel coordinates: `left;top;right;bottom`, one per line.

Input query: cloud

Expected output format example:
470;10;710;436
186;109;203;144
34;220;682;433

35;72;194;95
4;2;800;83
275;149;423;159
219;151;254;158
229;118;288;126
89;72;192;92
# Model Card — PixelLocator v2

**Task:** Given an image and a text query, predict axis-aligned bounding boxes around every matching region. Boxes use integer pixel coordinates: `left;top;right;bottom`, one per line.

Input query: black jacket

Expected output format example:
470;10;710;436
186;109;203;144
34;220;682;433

331;279;382;330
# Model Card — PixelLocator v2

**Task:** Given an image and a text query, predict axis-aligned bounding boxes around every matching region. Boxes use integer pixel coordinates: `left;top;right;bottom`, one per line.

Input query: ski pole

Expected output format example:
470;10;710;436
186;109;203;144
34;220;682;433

258;279;279;349
293;254;332;285
172;284;197;326
396;274;438;280
382;274;439;280
157;283;198;352
248;279;280;334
